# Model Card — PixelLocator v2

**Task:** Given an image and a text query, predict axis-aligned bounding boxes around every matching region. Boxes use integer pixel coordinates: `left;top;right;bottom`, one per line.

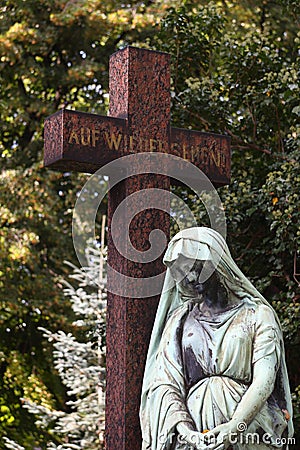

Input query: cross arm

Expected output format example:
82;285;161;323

44;110;231;186
170;127;231;186
44;109;126;173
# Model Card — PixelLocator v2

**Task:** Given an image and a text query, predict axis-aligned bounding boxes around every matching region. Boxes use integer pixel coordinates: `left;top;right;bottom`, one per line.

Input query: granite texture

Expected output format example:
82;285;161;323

106;47;170;450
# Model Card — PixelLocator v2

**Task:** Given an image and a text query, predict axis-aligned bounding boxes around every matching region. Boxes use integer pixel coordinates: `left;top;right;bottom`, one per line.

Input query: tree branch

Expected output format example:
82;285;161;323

225;128;272;155
225;128;296;162
176;104;211;130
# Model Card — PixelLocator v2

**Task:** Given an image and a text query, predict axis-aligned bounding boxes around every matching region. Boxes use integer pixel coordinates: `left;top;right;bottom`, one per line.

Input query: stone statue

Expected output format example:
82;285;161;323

140;227;293;450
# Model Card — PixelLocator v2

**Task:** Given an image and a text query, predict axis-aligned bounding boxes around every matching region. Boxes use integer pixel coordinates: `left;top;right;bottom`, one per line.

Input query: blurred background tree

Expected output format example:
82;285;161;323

4;238;107;450
0;0;299;447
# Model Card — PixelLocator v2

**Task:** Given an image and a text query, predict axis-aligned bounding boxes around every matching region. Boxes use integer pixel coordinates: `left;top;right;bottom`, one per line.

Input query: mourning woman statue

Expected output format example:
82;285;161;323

140;227;293;450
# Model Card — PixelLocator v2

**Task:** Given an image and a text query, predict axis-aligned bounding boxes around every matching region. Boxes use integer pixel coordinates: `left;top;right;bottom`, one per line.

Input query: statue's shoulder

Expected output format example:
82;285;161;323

243;299;273;315
252;302;280;331
239;300;277;328
256;302;276;318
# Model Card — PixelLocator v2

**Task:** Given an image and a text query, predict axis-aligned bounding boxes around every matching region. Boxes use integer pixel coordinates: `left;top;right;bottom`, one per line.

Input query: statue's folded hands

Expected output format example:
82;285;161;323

177;421;225;450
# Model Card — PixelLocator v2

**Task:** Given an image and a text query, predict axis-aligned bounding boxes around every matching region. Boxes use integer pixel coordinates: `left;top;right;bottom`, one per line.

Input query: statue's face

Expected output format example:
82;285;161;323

182;261;216;297
169;256;217;299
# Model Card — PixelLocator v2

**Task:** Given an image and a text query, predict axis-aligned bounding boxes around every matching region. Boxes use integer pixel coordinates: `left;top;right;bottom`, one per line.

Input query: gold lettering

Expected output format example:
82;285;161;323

220;153;227;166
69;129;80;145
91;129;100;147
129;135;135;152
210;149;221;167
105;132;122;151
81;127;91;146
149;139;157;152
190;145;197;162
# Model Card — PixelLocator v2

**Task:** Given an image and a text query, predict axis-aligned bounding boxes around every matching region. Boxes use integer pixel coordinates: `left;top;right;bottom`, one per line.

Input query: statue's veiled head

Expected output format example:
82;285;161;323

169;254;228;306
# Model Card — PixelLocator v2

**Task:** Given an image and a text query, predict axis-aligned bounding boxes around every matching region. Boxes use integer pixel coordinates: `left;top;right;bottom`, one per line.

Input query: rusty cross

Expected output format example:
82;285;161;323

44;46;230;450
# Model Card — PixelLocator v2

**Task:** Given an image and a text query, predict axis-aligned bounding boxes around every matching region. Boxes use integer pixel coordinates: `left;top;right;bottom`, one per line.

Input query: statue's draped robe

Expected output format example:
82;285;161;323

144;300;288;449
140;228;293;450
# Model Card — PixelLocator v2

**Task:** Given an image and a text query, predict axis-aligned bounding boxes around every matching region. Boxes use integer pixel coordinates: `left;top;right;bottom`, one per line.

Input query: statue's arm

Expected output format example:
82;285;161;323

230;354;277;428
204;352;279;448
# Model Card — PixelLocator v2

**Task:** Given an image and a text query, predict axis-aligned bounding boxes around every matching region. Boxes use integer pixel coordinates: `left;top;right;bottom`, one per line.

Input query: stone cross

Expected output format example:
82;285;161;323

44;46;230;450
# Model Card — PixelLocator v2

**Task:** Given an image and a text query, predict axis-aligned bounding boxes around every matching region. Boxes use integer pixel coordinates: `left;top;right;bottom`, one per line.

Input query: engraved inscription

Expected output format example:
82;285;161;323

67;127;228;169
105;132;122;151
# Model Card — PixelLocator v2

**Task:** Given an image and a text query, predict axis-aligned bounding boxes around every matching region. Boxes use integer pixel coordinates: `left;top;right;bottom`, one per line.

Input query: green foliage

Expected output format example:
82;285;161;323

0;349;57;448
0;164;80;445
